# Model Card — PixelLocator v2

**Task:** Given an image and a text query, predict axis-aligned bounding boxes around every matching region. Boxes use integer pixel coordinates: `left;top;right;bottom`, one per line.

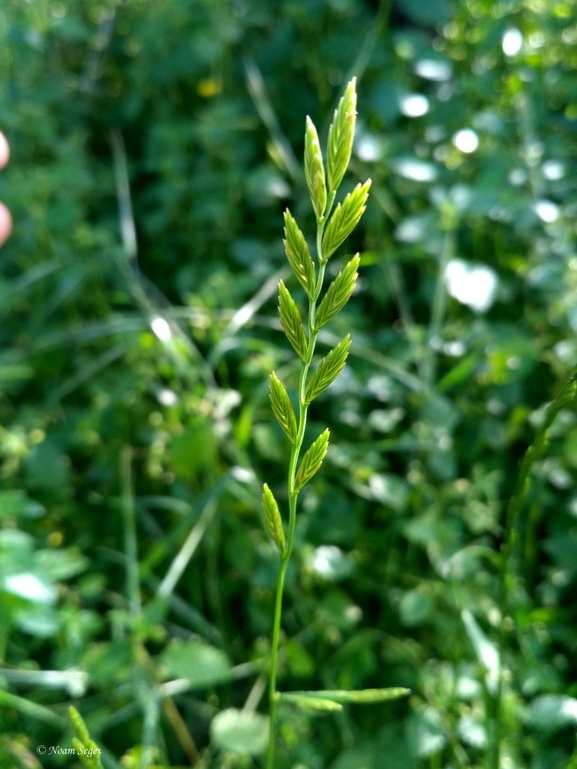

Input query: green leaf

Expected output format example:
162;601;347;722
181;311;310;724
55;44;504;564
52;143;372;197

278;280;308;360
278;692;343;712
315;254;360;330
295;429;330;491
306;335;351;403
262;483;286;554
283;210;316;298
304;116;327;220
527;695;577;732
210;709;269;756
269;371;297;443
0;490;44;520
281;688;410;706
327;78;357;193
322;181;371;261
161;640;233;688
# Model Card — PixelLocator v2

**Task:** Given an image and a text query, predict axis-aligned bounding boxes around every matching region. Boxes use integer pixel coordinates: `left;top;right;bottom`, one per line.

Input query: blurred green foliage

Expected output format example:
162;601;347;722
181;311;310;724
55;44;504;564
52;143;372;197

1;0;577;767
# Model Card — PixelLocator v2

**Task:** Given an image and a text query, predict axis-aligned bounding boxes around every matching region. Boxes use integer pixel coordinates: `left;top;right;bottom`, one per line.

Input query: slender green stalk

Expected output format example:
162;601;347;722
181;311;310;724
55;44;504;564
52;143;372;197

266;201;333;769
120;447;159;769
489;367;577;769
263;79;371;767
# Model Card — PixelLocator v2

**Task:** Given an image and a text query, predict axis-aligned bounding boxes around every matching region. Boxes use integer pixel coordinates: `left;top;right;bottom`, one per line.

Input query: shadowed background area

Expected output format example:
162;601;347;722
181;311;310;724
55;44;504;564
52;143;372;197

1;1;577;767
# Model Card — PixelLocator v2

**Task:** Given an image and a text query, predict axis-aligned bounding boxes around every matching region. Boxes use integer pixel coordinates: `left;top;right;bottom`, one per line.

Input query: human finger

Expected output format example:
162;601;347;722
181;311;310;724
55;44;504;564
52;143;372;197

0;132;9;169
0;202;12;246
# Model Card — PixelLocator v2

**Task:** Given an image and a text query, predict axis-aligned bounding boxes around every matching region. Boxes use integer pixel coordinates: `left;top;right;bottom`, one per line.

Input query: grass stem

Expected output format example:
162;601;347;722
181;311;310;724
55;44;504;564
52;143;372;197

265;195;334;769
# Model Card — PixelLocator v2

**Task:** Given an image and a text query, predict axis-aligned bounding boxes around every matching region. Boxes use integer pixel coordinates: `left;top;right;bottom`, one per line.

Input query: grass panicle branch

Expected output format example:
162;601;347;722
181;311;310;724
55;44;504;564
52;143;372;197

262;78;406;769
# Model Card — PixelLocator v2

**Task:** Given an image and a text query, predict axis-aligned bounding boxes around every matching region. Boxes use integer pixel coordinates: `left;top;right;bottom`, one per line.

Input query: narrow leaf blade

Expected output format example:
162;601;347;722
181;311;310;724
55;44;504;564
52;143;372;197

306;335;351;404
315;254;360;330
295;429;330;491
269;371;297;443
321;180;371;261
283;210;316;298
462;609;499;691
278;692;343;712
303;688;411;704
278;280;308;361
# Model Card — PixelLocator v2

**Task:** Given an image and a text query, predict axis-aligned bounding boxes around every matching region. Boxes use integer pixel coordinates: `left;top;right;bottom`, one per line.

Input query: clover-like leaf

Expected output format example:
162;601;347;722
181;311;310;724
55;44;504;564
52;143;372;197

327;78;357;193
304;116;327;221
269;371;297;443
305;335;351;404
321;180;371;261
262;484;286;555
295;429;330;491
278;280;308;361
315;254;360;331
283;210;316;298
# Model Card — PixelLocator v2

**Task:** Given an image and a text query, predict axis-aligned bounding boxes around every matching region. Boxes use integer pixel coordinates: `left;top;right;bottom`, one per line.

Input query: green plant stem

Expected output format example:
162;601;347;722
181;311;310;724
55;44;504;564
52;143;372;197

266;193;335;769
489;367;577;769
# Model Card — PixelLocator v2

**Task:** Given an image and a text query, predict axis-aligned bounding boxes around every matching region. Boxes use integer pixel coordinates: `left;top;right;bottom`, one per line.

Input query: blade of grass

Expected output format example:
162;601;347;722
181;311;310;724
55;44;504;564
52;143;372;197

110;128;217;389
0;689;65;727
243;57;300;182
423;227;455;387
120;448;160;769
156;496;219;600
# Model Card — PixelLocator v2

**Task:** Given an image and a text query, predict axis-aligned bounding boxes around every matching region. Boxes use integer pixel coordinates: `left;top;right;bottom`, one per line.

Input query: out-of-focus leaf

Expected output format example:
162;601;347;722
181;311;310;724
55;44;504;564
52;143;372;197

210;709;269;756
527;695;577;732
398;0;450;28
406;706;447;758
462;609;499;689
161;640;233;688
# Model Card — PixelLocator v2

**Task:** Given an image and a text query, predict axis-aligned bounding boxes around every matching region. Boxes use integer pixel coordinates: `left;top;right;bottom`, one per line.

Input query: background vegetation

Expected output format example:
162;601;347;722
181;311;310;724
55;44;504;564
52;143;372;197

1;0;577;767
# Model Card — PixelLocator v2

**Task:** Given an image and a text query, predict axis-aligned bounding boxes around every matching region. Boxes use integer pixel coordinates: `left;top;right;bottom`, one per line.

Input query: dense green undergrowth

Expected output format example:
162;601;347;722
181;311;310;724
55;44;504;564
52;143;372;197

1;0;577;767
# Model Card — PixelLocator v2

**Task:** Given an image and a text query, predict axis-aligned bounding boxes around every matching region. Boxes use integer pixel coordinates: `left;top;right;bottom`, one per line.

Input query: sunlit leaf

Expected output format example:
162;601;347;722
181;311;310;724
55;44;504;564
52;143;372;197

304;116;327;220
283;210;316;298
327;78;357;193
262;483;286;554
315;254;360;330
322;181;371;261
306;335;351;403
278;280;308;360
295;429;330;491
269;371;297;443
